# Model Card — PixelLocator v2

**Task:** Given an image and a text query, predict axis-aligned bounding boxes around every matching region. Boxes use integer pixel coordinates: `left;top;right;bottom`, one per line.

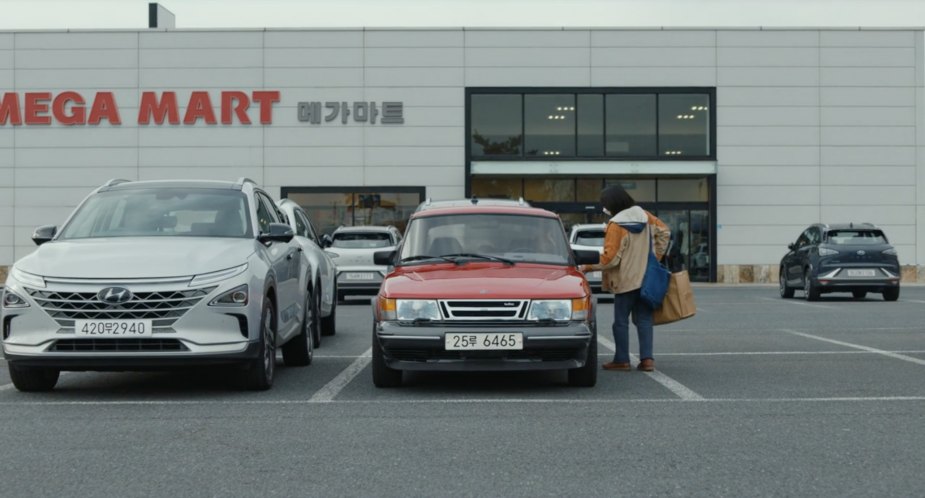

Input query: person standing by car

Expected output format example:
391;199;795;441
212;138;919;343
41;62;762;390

581;185;670;372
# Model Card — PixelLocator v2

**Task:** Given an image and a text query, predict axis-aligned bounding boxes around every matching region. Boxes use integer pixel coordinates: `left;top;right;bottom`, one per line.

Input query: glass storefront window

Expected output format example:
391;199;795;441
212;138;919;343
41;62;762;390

525;94;575;157
468;89;712;162
658;94;710;157
603;179;656;202
284;189;424;236
471;94;523;157
286;192;351;236
471;177;523;199
577;95;604;157
354;192;421;232
576;178;603;202
605;94;656;157
657;178;709;202
524;179;575;203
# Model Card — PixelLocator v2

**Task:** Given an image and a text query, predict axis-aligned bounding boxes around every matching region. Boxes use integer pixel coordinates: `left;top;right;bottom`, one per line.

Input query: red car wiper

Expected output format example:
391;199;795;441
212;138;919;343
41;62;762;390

441;253;516;266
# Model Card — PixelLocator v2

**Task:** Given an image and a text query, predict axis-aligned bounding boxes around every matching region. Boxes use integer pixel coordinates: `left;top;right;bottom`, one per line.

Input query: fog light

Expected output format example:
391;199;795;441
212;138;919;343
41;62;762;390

210;285;249;306
2;290;29;308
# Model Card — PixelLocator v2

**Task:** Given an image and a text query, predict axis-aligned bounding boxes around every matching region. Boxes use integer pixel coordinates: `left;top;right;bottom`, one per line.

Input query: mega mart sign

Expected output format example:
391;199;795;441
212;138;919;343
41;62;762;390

0;90;281;125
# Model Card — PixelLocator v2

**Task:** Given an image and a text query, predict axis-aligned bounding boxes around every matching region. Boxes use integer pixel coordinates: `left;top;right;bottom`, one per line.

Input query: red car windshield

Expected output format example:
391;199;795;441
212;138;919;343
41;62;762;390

400;213;570;265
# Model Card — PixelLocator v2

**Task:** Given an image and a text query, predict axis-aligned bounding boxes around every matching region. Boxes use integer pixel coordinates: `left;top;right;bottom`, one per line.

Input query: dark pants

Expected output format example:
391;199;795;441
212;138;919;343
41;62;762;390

612;289;654;363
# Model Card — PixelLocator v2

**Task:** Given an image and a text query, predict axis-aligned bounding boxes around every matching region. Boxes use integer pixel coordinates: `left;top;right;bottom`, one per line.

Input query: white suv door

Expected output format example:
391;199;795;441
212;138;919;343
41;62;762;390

255;192;301;336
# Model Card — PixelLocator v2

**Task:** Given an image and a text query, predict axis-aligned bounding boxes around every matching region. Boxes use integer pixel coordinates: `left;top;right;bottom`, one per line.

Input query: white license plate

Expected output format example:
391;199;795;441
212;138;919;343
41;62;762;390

847;269;877;278
588;271;602;279
344;272;375;280
445;333;523;351
74;320;153;337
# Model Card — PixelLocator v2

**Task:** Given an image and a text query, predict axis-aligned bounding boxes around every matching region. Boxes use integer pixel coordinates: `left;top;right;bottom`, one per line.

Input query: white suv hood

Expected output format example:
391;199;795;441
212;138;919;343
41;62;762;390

15;237;257;279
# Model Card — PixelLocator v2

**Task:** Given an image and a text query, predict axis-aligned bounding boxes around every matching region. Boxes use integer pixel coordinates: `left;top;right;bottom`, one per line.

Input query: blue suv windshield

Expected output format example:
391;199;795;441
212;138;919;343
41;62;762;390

58;188;253;240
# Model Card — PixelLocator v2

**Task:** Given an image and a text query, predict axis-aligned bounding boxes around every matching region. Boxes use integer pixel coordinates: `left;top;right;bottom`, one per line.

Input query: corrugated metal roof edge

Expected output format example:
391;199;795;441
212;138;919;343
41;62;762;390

0;26;923;34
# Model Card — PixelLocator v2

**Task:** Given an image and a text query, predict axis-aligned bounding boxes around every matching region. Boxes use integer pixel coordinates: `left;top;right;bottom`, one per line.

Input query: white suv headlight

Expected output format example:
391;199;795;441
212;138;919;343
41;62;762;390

528;300;572;321
396;300;441;321
190;264;248;287
10;267;45;289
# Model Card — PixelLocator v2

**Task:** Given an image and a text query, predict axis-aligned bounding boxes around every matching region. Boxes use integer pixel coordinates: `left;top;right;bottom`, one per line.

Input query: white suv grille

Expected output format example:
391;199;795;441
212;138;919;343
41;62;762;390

25;287;216;330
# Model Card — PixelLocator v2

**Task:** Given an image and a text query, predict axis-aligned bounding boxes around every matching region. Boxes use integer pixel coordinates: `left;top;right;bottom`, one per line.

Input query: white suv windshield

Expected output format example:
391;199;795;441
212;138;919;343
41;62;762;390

332;232;393;248
400;214;570;265
574;230;605;247
59;188;252;239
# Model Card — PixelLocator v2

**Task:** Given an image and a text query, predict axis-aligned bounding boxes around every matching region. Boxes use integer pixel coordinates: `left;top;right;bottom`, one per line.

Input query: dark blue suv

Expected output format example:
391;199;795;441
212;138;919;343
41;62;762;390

780;223;901;301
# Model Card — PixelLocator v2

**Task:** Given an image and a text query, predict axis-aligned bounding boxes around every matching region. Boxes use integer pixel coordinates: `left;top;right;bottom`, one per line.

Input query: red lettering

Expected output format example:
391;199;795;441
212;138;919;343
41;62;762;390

0;93;21;125
138;91;179;125
87;92;121;125
24;92;52;125
251;91;280;124
52;92;86;126
221;91;251;125
183;91;217;125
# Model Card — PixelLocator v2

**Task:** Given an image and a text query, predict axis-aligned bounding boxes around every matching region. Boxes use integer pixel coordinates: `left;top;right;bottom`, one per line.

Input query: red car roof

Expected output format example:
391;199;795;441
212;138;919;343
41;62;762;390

410;205;560;219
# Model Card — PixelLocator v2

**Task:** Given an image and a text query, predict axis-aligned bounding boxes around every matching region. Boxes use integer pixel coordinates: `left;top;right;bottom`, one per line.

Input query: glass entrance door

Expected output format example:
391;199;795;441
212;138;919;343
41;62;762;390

655;208;710;280
534;202;711;282
471;175;714;281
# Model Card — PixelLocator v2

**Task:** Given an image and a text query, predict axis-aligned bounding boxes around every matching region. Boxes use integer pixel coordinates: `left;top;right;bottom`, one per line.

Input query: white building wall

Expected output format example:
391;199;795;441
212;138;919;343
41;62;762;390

0;27;923;281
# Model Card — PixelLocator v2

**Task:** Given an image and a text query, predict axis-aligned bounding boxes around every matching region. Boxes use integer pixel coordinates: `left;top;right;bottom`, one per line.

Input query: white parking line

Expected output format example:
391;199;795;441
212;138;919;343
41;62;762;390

1;396;924;407
901;299;925;304
0;383;13;392
308;347;372;402
315;355;377;359
758;297;840;310
597;335;704;401
629;350;925;357
781;329;925;366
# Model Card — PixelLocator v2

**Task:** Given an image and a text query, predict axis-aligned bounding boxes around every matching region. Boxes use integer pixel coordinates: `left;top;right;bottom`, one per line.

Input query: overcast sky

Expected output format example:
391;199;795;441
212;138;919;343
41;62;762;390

0;0;923;30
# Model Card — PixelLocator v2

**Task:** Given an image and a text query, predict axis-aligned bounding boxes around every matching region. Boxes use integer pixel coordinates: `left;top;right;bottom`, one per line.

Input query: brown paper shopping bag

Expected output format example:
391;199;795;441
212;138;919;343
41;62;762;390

653;270;696;325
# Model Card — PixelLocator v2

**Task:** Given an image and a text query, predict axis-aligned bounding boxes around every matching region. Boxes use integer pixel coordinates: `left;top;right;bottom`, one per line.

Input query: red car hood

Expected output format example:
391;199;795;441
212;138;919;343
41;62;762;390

381;262;589;299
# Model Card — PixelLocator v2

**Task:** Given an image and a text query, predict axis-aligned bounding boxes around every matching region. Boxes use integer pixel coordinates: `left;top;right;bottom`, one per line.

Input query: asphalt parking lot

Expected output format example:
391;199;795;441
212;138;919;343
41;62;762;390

1;286;924;496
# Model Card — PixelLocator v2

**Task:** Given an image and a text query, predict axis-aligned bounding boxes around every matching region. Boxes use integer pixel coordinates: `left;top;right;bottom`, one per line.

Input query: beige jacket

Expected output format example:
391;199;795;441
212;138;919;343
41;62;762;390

583;206;670;294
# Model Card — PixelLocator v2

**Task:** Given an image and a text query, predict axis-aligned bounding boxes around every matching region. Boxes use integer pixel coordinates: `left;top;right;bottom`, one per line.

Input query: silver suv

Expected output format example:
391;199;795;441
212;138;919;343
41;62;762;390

1;178;314;391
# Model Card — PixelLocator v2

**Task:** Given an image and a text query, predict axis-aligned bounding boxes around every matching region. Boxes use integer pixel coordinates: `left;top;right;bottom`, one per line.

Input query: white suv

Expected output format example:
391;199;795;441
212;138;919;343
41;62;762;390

1;178;315;391
569;224;606;293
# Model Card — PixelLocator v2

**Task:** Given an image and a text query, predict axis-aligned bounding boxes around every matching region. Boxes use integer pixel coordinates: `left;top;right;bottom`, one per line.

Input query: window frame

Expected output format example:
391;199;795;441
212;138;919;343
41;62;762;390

254;191;281;235
295;210;320;245
466;87;716;163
